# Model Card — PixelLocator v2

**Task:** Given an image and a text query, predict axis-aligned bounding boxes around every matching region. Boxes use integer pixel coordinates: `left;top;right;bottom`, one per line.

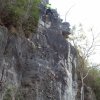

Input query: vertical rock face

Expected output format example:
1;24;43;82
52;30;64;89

0;26;19;100
0;0;78;100
0;21;78;100
0;0;95;100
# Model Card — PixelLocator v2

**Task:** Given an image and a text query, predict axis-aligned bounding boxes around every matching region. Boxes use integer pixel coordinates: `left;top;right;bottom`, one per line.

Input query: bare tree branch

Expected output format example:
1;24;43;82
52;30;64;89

65;4;75;22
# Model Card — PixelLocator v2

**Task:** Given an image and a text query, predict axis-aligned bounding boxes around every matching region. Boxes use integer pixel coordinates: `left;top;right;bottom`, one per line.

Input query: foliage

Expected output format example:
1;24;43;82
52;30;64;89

3;88;12;100
85;68;100;100
3;84;17;100
15;90;24;100
0;0;41;34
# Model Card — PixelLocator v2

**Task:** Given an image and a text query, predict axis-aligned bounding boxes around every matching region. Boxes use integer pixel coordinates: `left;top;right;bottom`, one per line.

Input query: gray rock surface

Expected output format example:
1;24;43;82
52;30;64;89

0;0;96;100
0;23;78;100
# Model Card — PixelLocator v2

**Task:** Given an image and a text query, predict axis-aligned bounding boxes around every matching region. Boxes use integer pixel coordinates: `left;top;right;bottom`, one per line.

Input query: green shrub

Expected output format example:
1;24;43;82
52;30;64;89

0;0;41;33
3;88;12;100
15;90;24;100
85;68;100;100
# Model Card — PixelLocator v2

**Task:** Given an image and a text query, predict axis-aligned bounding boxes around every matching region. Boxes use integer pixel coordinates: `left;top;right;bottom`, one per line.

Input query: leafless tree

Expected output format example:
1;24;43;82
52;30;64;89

69;25;100;100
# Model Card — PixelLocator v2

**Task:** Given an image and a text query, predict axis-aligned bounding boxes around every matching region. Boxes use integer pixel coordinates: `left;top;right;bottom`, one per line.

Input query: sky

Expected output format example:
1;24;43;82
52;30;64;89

49;0;100;32
49;0;100;64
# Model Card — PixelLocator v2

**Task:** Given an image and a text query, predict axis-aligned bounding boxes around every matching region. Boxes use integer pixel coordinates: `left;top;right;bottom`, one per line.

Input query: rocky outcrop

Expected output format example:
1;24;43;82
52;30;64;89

0;10;78;100
0;0;97;100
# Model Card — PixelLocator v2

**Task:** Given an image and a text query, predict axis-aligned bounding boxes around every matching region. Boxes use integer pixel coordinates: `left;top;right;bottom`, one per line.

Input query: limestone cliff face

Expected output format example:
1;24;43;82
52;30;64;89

0;22;78;100
0;0;97;100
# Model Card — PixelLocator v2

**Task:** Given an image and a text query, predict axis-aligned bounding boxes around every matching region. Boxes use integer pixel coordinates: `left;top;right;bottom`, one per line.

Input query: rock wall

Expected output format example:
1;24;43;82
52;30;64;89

0;0;96;100
0;22;78;100
0;0;77;100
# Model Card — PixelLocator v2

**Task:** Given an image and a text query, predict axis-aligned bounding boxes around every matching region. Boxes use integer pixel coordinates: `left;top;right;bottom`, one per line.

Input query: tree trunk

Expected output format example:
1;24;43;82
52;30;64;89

81;74;84;100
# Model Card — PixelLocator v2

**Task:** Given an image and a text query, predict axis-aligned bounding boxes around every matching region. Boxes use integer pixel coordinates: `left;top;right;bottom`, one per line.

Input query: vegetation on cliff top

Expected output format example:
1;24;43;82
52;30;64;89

0;0;41;35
